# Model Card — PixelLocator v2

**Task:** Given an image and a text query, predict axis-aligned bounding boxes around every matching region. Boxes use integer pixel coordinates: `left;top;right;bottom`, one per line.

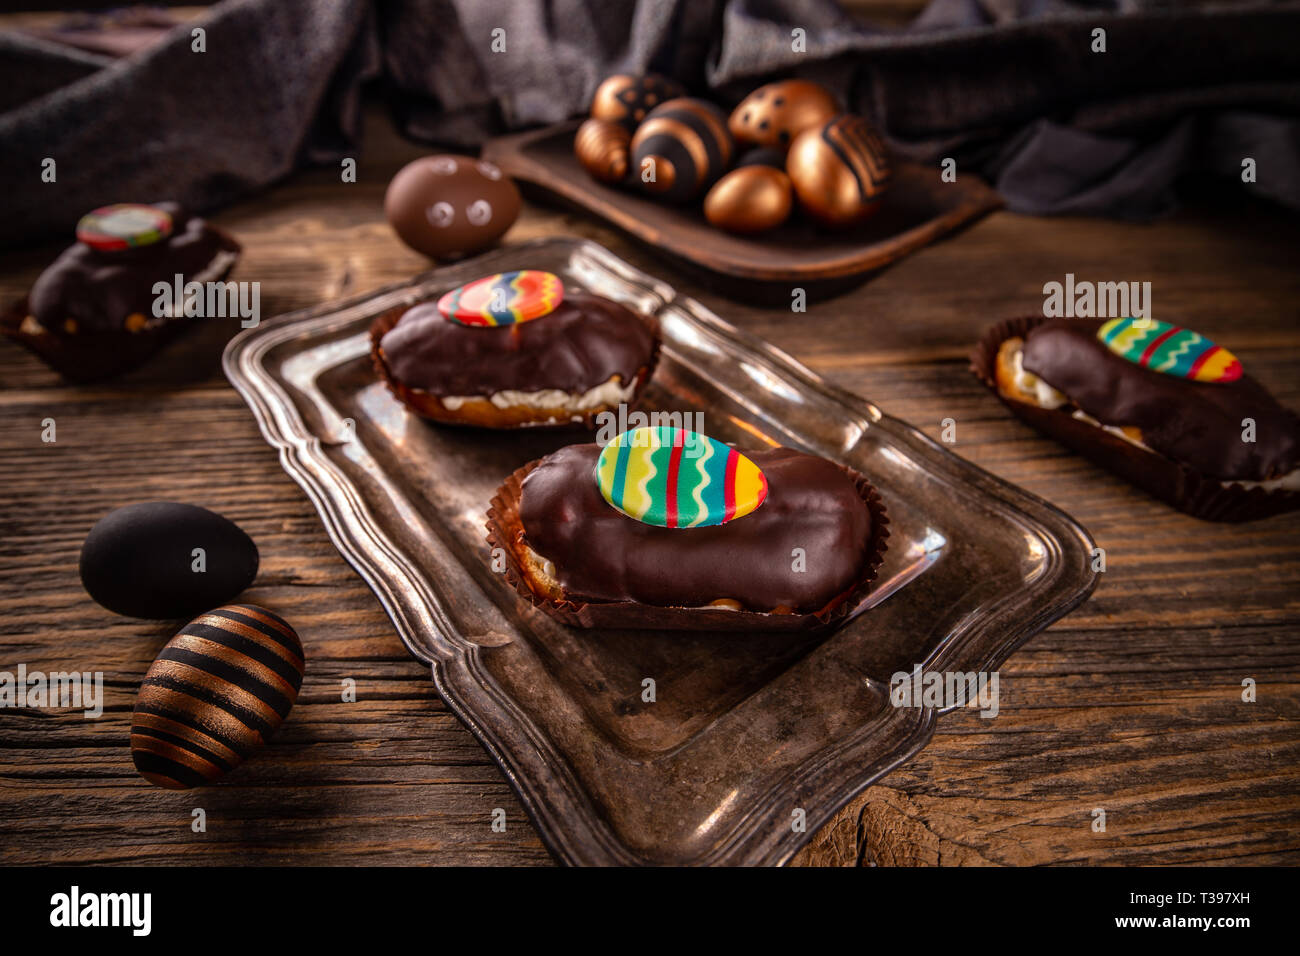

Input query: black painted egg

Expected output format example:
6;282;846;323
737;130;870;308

131;604;304;790
630;97;733;203
80;502;259;619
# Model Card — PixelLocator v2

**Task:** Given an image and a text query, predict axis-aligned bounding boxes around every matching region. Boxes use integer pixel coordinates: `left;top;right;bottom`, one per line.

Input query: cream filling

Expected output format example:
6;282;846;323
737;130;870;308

152;248;242;322
1010;342;1300;493
524;545;748;611
1011;347;1067;409
439;374;636;416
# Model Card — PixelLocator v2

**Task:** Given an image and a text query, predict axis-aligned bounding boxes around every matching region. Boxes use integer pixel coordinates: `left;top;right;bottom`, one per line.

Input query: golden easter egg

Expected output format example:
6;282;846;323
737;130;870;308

727;79;839;152
787;115;891;227
590;73;685;131
704;165;793;234
574;117;632;184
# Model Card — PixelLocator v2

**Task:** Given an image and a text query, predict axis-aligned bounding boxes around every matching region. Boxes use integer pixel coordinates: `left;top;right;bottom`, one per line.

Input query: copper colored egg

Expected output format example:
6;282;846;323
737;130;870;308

728;79;839;152
630;97;733;203
574;117;631;184
384;155;521;259
590;73;685;131
704;166;793;234
131;604;304;790
787;115;892;228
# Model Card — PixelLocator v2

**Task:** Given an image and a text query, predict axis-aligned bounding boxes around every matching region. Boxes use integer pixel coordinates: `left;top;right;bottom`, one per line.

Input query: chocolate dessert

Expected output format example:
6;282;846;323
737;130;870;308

3;202;241;381
372;271;658;428
973;316;1300;520
486;427;888;631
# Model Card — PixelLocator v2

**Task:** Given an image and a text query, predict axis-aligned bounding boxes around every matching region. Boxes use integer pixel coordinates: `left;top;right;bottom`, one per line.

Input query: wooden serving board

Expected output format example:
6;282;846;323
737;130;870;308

483;121;1003;303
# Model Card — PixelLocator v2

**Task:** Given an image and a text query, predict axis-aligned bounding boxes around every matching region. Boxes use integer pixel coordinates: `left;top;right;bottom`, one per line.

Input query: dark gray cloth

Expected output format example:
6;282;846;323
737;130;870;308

1;0;1297;249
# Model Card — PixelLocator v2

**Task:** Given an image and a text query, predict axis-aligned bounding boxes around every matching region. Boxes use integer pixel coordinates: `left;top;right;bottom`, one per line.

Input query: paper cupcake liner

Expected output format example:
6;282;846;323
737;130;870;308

1;226;241;383
370;303;660;429
484;456;890;632
970;315;1300;523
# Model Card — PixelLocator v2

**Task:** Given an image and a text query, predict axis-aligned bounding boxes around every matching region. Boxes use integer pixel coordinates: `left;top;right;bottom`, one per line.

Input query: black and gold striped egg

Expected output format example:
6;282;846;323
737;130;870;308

131;604;304;790
630;97;733;203
590;73;684;131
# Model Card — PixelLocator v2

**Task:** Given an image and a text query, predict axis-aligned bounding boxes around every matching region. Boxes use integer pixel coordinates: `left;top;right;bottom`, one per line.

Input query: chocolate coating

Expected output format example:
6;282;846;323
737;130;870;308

29;203;235;334
378;291;656;397
519;444;874;612
1023;319;1300;481
384;155;520;259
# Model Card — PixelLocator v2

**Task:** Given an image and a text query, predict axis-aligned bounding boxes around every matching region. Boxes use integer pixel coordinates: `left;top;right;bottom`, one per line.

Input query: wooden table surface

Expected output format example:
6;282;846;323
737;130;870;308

2;101;1298;867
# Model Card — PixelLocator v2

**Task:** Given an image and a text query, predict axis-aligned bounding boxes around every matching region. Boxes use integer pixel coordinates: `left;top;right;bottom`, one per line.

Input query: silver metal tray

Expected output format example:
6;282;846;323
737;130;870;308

223;237;1097;866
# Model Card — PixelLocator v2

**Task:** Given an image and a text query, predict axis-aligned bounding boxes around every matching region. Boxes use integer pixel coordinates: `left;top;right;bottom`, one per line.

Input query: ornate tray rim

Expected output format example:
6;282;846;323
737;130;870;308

222;237;1097;866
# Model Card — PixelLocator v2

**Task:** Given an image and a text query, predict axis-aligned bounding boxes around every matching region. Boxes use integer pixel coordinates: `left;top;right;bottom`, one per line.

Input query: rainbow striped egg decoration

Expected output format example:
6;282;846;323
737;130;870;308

595;426;768;529
437;270;563;327
1098;318;1242;383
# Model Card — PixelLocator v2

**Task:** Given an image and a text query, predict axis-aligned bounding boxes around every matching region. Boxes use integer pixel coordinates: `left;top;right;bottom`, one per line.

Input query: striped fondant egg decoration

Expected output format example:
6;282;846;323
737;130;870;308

437;270;563;327
595;426;768;528
1098;318;1242;383
630;98;734;203
131;604;304;790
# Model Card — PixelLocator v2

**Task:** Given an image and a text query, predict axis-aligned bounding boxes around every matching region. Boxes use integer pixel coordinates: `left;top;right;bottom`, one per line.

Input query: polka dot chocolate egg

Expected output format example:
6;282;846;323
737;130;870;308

630;98;733;203
384;155;521;259
728;79;838;152
574;117;632;184
590;73;685;131
131;604;304;790
704;166;793;234
787;115;892;228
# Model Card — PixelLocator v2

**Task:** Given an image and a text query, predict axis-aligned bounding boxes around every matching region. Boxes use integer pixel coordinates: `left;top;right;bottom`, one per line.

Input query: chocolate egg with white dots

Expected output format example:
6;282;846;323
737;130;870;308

131;604;304;790
728;79;839;152
385;155;521;260
630;97;733;203
590;73;684;131
80;502;258;619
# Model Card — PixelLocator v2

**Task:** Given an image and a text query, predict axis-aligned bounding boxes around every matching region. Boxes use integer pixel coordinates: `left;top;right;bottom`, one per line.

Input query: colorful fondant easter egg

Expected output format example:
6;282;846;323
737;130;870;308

76;203;173;252
1098;318;1242;383
131;604;304;790
595;427;768;528
437;270;563;327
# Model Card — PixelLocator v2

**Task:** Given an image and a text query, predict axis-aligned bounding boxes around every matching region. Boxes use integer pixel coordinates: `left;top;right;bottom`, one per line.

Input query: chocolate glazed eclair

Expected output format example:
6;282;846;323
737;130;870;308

972;316;1300;521
372;272;658;429
2;202;241;382
486;429;889;632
